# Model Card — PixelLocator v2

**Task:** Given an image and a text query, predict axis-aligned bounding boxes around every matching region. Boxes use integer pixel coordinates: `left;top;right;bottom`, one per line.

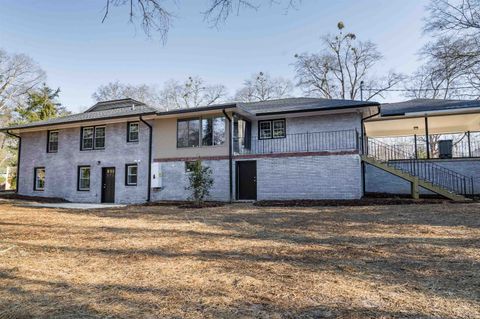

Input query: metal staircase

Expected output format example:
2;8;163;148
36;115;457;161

363;138;474;201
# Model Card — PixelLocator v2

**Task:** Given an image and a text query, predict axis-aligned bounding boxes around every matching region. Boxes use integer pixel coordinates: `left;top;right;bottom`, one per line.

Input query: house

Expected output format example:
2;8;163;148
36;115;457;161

1;97;379;203
2;97;479;204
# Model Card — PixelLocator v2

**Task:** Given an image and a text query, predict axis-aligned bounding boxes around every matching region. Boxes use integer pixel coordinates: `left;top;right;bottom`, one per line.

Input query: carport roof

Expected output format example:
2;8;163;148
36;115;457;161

381;99;480;117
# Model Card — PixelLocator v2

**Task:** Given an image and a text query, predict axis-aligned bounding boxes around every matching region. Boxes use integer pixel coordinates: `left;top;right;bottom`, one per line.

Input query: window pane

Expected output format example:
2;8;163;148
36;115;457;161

49;131;58;152
188;119;200;147
202;118;213;146
273;120;286;138
127;165;137;185
213;117;225;145
129;123;139;142
79;167;90;190
95;127;105;149
35;168;45;190
177;121;188;147
259;121;272;139
82;128;93;149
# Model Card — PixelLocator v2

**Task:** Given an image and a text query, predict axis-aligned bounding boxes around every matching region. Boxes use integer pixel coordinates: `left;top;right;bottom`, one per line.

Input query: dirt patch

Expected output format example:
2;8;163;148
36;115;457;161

0;201;478;318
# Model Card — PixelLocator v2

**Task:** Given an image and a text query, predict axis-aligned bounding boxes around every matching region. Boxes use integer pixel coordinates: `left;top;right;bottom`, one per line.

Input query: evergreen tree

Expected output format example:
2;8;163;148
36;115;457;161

14;84;69;124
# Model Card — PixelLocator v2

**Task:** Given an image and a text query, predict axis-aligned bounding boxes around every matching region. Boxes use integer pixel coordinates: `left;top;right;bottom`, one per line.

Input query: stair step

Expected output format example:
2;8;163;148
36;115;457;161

361;155;469;202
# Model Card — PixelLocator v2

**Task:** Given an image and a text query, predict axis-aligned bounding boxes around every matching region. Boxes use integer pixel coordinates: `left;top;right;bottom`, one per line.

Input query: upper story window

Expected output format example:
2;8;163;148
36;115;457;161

81;126;105;150
202;117;225;146
127;122;139;142
47;131;59;153
125;164;138;186
258;119;286;139
34;167;45;191
77;166;90;191
177;118;200;148
177;116;225;148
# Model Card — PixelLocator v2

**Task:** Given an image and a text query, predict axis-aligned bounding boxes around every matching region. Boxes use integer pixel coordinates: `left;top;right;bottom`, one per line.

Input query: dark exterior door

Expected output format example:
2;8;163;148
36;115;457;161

101;167;115;203
236;161;257;200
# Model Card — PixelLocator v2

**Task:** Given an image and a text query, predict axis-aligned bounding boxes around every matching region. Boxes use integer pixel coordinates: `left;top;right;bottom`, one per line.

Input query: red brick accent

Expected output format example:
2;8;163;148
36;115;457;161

153;150;359;162
154;156;229;162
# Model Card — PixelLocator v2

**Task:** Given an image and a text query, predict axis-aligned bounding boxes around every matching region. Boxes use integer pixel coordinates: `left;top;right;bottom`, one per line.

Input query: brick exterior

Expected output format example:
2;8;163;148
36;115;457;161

18;121;151;203
365;159;480;195
17;111;365;203
151;159;230;201
249;154;363;200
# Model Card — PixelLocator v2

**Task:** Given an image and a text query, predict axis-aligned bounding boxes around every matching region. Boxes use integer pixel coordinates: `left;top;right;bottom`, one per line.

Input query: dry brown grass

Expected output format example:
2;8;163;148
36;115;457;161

0;199;479;318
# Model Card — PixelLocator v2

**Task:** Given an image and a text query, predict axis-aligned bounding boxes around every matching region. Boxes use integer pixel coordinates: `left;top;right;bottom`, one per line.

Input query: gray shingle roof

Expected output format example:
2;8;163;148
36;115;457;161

381;99;480;116
84;98;146;113
239;97;379;116
2;104;157;130
1;97;379;131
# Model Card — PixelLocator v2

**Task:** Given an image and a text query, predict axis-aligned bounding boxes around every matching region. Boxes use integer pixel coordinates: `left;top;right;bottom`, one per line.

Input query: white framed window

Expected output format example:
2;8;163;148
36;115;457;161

34;167;45;191
81;127;94;150
95;127;105;149
259;121;272;139
258;119;286;139
272;120;286;138
78;166;90;191
81;126;105;150
127;122;139;142
47;131;59;153
125;164;137;186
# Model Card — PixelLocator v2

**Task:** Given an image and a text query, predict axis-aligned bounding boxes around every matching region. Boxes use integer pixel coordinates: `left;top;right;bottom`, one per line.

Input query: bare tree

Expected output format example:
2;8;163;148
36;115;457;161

405;36;479;99
423;0;480;97
92;81;162;106
101;0;300;40
294;22;404;101
160;76;228;109
235;72;293;102
0;49;45;114
425;0;480;35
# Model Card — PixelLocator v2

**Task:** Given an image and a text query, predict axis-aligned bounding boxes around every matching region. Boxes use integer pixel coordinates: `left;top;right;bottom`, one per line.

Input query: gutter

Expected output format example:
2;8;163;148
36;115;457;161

5;130;21;193
139;116;152;202
222;109;233;203
360;106;381;197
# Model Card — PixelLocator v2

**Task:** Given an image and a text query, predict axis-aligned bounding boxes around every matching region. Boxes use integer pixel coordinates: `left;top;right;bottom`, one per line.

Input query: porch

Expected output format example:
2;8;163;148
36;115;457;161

363;100;480;199
233;129;359;155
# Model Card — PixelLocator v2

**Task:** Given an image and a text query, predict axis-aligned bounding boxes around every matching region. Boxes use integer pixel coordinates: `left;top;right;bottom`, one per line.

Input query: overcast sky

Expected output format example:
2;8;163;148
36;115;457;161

0;0;429;112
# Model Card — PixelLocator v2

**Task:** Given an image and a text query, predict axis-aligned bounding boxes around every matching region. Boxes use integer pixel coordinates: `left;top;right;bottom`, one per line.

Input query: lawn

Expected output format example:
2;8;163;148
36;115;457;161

0;199;479;318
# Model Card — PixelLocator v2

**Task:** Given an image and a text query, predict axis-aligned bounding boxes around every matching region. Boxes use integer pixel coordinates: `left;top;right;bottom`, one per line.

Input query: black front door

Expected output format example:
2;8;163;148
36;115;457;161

101;167;115;203
236;161;257;200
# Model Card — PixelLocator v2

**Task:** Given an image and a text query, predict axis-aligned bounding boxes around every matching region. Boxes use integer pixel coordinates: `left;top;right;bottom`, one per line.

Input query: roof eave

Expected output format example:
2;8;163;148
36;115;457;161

0;111;157;132
252;102;380;117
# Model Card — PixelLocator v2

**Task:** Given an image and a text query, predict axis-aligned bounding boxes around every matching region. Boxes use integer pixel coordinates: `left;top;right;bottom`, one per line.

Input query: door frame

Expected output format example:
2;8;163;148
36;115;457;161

236;160;257;200
101;167;116;203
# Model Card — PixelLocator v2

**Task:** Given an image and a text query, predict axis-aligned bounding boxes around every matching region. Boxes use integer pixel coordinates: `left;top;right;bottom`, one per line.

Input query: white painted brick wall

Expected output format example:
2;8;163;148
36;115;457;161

234;154;362;200
19;121;151;204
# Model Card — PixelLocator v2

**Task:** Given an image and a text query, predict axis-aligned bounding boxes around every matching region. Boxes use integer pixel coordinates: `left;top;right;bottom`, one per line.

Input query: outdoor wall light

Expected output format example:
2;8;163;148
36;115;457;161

97;161;101;165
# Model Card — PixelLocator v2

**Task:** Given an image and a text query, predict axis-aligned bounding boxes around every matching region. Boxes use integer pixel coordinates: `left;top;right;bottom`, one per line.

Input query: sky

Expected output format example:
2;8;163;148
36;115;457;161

0;0;429;113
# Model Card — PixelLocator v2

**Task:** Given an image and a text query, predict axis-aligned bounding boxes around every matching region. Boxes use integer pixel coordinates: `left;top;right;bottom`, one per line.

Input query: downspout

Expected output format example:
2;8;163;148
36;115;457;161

139;116;152;202
222;109;233;203
360;106;381;196
6;130;21;193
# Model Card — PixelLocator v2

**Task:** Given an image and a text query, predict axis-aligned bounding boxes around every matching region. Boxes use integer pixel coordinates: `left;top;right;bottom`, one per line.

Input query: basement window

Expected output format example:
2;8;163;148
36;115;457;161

34;167;45;191
125;164;138;186
77;166;90;191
